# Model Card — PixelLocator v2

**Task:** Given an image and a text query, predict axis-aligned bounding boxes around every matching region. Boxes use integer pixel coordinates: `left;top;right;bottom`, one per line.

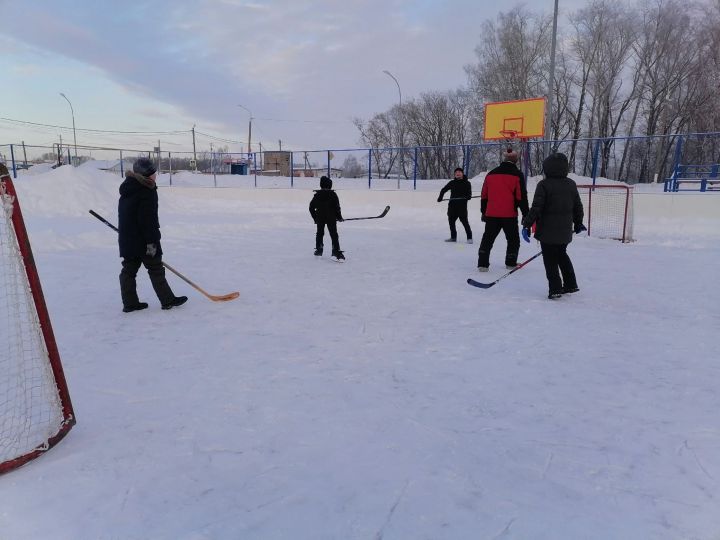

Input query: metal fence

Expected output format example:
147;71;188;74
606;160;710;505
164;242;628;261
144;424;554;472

2;132;719;190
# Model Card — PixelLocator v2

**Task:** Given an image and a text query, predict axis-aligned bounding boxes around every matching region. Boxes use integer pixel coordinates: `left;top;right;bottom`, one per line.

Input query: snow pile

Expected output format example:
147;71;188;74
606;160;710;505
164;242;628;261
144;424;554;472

14;165;121;218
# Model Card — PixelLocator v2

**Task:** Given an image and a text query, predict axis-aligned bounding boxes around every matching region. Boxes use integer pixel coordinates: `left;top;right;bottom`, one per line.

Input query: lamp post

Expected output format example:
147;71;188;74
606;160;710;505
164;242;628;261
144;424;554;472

237;104;253;155
59;92;78;164
382;70;403;186
545;0;559;154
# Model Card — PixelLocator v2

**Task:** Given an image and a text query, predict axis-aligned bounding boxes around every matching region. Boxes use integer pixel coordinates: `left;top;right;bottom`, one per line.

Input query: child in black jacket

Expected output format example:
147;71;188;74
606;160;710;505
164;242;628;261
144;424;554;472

309;176;345;261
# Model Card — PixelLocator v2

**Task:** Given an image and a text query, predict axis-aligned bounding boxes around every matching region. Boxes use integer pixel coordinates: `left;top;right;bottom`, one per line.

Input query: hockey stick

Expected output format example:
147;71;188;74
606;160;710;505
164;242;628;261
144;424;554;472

342;205;390;221
467;251;542;289
89;210;239;302
439;195;482;202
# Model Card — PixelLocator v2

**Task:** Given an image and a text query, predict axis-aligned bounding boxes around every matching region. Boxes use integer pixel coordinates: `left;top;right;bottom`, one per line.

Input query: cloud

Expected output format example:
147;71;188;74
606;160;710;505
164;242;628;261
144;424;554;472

1;0;555;149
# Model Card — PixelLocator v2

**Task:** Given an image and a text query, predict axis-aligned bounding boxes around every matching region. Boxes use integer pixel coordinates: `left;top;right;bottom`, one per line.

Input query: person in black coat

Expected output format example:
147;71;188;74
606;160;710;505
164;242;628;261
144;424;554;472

309;176;345;260
437;167;473;243
118;158;187;311
522;153;586;299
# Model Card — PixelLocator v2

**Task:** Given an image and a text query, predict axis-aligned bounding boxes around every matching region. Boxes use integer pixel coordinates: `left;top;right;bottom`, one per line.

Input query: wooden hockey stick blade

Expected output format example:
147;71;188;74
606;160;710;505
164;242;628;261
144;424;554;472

343;205;390;221
162;263;240;302
89;210;239;302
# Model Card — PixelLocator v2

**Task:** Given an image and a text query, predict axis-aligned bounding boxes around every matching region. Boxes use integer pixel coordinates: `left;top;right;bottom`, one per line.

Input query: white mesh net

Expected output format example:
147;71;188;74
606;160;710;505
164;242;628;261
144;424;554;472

0;179;65;469
577;185;634;242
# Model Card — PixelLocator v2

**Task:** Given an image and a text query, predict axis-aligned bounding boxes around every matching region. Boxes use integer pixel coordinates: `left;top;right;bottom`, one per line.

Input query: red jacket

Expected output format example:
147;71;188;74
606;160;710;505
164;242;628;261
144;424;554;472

481;170;522;218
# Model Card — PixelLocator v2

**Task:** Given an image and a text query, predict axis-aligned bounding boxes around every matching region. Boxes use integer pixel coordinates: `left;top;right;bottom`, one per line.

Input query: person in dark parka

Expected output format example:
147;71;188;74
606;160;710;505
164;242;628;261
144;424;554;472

118;157;187;312
522;152;586;299
437;167;473;243
309;176;345;260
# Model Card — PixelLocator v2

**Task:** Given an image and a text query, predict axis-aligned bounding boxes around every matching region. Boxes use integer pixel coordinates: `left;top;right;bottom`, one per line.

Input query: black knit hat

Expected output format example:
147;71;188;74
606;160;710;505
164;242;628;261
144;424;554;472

133;157;157;177
320;175;332;189
454;167;464;174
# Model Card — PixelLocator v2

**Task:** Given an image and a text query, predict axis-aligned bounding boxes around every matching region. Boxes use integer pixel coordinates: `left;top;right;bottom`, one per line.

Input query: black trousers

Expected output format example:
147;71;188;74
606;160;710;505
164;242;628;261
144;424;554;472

448;205;472;240
120;255;175;307
316;220;341;252
540;242;578;294
477;217;520;267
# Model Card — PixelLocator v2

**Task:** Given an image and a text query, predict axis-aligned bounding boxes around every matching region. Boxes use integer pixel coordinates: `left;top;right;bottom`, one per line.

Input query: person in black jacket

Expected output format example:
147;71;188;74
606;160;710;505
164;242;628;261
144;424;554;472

118;157;187;312
437;167;473;243
309;176;345;261
522;153;586;299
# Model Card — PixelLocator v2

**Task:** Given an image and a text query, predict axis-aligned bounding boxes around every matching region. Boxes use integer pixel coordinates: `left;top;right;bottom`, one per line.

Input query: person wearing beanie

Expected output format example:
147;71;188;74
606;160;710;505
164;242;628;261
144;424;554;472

476;148;529;271
437;167;473;243
521;152;586;299
117;157;187;311
309;175;345;261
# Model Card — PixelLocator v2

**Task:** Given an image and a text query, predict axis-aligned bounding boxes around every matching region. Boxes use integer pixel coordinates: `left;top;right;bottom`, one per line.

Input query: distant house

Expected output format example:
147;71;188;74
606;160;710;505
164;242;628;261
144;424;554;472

258;151;342;177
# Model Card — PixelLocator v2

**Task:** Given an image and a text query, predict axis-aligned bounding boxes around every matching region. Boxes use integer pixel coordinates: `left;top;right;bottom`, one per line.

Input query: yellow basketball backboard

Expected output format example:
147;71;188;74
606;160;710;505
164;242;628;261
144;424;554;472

483;97;546;140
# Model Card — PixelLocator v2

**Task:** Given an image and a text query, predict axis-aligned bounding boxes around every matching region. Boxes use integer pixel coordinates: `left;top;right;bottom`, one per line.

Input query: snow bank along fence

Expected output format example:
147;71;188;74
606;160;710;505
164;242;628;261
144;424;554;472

2;132;719;189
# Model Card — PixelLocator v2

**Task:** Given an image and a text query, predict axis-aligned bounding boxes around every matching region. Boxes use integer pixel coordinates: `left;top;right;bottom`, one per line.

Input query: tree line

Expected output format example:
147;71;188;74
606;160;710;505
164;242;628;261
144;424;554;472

354;0;720;182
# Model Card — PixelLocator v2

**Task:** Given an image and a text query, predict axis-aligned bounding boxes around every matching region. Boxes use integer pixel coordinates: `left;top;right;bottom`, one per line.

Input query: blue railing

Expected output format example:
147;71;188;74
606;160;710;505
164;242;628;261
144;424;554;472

664;163;720;192
2;132;720;190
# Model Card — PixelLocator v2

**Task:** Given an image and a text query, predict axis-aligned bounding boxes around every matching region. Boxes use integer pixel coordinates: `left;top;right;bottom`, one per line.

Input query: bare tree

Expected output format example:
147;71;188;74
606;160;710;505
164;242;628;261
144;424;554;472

633;0;705;181
465;7;552;102
354;0;720;184
340;154;364;178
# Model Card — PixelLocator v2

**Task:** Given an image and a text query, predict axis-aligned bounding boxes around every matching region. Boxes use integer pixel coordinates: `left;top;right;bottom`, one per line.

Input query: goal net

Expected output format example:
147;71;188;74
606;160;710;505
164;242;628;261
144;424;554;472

576;184;634;243
0;170;75;475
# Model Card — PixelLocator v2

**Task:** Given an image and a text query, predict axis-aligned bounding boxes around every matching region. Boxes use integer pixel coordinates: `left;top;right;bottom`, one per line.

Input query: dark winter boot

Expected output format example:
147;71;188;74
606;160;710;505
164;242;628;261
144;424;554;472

548;292;563;300
123;302;149;313
331;250;345;262
314;248;323;256
162;296;188;310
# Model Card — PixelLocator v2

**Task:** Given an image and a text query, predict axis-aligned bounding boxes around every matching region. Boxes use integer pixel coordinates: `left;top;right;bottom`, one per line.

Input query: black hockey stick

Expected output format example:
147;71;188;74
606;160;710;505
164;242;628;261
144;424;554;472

343;205;390;221
467;251;542;289
439;195;482;202
89;210;239;302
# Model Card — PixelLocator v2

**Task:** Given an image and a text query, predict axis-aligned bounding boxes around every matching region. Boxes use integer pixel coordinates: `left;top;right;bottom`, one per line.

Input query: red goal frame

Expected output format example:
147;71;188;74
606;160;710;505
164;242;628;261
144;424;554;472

0;173;76;475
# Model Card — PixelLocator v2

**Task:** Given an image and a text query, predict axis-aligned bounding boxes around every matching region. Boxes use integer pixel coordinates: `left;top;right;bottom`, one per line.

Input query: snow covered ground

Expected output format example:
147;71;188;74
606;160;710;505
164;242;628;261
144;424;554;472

1;166;719;539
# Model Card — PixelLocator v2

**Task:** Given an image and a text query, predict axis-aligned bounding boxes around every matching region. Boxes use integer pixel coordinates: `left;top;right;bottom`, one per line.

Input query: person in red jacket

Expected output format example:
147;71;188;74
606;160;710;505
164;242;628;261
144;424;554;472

477;149;529;271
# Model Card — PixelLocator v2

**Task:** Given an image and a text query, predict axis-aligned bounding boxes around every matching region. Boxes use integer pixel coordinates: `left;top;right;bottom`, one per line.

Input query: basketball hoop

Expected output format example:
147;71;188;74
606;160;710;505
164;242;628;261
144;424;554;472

483;98;545;142
499;130;519;153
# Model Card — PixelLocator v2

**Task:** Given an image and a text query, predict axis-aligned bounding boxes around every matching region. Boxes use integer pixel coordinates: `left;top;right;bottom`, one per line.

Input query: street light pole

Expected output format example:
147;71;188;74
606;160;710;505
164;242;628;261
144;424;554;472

545;0;559;154
59;92;78;164
237;104;253;155
383;70;403;187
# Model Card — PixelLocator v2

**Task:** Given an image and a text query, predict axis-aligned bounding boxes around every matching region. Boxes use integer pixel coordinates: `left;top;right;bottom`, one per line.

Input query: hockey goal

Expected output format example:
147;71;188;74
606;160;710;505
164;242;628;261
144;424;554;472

0;166;75;475
576;184;634;243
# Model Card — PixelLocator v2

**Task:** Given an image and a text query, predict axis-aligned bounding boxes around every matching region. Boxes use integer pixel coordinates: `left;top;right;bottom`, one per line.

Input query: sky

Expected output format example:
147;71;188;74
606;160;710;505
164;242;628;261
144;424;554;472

0;0;584;156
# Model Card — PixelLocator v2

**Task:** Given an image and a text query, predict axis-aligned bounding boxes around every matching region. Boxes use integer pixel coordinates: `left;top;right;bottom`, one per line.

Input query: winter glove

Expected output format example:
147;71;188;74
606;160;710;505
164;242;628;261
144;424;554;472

574;223;587;234
521;228;531;243
481;214;486;223
146;243;157;257
337;217;344;222
437;196;443;203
